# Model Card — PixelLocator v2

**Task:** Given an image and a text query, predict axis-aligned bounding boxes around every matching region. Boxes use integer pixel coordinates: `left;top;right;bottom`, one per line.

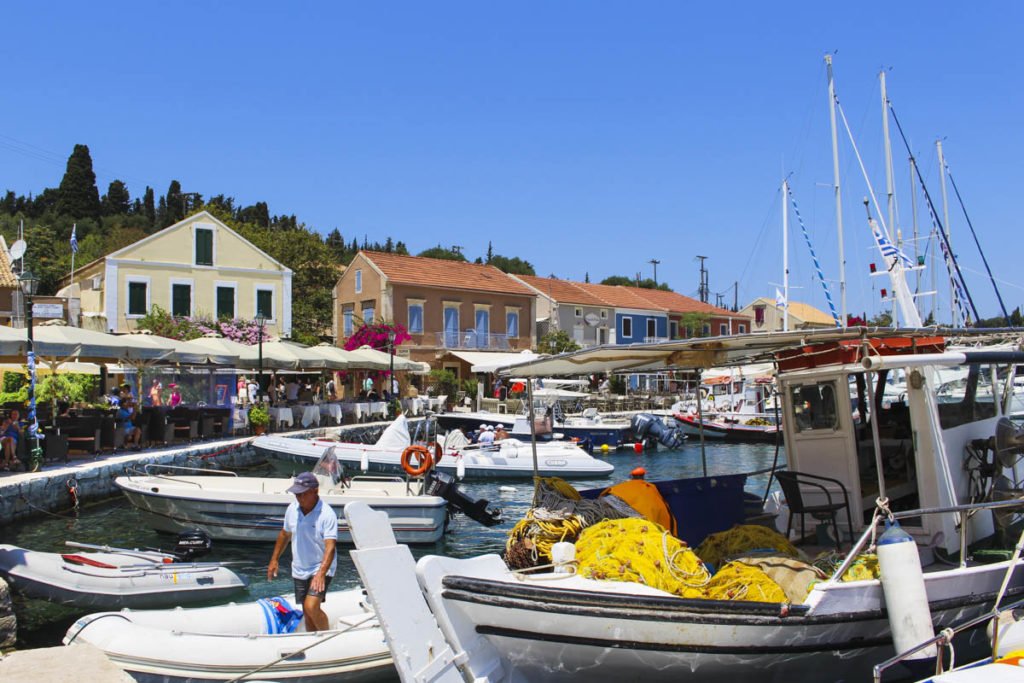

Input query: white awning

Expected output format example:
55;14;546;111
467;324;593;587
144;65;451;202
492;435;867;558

448;350;540;374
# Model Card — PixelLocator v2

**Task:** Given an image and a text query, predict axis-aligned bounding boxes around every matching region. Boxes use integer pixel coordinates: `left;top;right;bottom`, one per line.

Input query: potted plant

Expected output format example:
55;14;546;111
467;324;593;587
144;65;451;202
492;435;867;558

248;404;270;435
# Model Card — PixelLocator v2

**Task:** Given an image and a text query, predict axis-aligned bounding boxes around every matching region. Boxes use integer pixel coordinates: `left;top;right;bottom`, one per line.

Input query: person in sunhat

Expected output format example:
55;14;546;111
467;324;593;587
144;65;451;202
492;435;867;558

267;472;338;632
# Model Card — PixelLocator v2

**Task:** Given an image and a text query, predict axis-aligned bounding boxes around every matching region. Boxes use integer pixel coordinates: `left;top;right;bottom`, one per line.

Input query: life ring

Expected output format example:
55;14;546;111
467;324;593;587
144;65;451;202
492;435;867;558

432;441;443;465
401;445;433;477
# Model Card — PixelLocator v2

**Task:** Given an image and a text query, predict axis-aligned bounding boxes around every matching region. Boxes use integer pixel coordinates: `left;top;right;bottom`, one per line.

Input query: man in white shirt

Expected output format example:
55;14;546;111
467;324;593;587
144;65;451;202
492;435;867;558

478;425;496;445
285;379;300;403
267;472;338;631
247;379;259;405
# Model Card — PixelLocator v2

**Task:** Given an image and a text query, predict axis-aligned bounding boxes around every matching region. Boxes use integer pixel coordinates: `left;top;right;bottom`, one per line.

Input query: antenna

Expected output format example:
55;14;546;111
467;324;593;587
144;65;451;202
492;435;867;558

695;256;709;303
648;259;661;286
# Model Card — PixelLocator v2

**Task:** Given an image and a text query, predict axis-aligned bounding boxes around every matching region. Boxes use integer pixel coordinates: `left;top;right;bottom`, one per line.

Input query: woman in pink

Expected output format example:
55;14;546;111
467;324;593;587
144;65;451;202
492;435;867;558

149;379;163;406
169;383;183;408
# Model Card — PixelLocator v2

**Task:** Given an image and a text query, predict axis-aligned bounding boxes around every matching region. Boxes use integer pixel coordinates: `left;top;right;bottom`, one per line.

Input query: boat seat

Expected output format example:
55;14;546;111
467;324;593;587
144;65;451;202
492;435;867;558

775;470;853;551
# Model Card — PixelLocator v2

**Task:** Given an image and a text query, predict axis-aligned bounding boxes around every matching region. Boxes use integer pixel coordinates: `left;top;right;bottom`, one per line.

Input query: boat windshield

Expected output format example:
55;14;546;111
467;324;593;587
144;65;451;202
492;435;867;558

312;447;343;486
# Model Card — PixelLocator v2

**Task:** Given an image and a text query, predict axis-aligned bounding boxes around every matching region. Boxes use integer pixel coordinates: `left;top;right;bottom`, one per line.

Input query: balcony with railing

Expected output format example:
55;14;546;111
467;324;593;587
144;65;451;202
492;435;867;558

434;330;512;350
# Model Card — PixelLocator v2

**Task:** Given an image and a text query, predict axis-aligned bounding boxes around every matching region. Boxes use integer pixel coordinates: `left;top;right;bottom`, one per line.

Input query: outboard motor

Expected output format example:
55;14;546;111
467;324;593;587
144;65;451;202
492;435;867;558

173;528;213;561
631;413;686;450
424;470;502;527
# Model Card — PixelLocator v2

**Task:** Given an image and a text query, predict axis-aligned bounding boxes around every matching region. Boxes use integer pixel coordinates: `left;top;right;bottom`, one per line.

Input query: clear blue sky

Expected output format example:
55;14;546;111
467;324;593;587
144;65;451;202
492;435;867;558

2;2;1020;323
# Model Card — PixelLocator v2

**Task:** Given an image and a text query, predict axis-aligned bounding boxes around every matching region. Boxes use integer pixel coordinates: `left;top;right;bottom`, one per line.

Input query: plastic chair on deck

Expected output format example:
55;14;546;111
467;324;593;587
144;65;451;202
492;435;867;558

775;470;854;551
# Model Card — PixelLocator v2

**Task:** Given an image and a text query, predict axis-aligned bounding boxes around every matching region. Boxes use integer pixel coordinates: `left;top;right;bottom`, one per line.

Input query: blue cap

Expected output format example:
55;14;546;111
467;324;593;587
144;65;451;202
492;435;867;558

286;472;319;494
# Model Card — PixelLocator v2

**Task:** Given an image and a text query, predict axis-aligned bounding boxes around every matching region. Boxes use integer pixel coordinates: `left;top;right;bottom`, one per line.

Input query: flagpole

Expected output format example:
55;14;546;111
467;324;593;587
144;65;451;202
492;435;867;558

70;223;76;286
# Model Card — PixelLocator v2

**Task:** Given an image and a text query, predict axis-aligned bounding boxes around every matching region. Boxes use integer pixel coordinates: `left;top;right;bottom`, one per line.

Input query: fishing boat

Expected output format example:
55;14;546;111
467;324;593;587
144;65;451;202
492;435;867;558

345;327;1024;683
671;364;782;443
254;414;615;480
63;587;394;683
0;534;248;610
116;448;456;544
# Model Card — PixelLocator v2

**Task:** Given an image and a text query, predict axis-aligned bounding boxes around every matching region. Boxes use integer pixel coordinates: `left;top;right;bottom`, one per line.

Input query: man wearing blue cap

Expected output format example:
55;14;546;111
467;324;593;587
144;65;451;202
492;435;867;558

267;471;338;631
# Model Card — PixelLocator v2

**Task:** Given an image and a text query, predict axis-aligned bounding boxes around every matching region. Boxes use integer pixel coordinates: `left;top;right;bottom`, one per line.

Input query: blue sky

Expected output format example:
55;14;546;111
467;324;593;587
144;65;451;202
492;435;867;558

2;2;1020;322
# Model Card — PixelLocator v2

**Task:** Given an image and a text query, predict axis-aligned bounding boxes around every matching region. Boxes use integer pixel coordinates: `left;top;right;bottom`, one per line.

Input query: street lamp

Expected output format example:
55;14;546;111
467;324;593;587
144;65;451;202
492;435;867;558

19;271;41;470
387;328;396;406
255;313;267;402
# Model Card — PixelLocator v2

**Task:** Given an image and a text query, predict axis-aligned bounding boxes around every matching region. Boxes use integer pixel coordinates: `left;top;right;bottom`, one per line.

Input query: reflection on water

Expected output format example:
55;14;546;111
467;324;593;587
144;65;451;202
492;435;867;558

0;440;782;647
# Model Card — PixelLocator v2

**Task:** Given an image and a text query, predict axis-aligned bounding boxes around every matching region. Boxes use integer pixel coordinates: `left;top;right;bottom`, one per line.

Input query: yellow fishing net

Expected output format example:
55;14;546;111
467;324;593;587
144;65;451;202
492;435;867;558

505;508;586;568
705;561;788;603
695;524;802;568
574;518;710;598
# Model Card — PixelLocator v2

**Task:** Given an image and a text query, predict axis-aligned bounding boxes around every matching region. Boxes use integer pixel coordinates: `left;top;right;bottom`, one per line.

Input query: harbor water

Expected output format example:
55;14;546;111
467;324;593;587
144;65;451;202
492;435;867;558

0;439;782;649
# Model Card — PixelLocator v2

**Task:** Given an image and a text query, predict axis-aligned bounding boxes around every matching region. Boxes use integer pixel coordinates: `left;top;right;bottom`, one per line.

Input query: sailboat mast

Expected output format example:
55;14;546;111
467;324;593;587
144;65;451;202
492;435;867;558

782;178;790;332
936;140;955;325
825;55;847;326
880;71;899;326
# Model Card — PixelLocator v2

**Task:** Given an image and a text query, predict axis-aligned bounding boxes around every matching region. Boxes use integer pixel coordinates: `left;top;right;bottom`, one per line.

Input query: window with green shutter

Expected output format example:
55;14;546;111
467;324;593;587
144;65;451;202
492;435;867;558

256;289;273;319
128;281;147;316
216;286;235;319
172;283;191;317
195;228;214;266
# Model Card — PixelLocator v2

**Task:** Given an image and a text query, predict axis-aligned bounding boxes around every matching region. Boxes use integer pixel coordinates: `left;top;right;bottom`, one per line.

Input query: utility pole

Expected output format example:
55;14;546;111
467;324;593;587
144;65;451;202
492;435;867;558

649;259;661;286
733;282;738;312
696;256;709;304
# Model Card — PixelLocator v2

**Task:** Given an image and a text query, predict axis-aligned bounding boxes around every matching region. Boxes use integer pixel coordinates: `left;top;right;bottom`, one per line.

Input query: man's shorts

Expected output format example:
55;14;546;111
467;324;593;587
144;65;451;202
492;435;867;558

294;574;333;604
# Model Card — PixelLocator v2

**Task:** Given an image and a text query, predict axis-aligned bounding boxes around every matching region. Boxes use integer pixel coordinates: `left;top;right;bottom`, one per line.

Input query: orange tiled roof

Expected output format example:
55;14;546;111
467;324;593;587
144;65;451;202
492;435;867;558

515;275;608;306
571;281;667;311
0;241;17;288
629;287;743;318
361;251;535;296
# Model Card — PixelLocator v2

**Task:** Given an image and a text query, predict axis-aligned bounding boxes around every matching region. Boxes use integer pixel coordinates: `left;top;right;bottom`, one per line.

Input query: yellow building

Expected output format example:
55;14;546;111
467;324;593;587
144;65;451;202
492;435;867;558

63;212;292;336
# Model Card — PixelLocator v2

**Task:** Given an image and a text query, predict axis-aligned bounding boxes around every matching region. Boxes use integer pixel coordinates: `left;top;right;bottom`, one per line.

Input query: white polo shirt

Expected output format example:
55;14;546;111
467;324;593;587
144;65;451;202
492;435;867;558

283;498;338;579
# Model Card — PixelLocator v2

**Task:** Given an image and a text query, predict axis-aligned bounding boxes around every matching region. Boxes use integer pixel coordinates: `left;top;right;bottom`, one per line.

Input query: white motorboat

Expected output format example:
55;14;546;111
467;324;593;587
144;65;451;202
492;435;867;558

254;414;615;480
346;328;1024;683
115;448;450;544
64;587;393;683
0;537;248;610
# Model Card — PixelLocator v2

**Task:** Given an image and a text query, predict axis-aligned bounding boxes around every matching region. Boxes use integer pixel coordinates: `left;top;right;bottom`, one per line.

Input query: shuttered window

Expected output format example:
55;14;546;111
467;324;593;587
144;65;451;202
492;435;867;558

171;283;191;317
216;286;235;319
195;228;214;266
256;289;273;319
128;282;147;316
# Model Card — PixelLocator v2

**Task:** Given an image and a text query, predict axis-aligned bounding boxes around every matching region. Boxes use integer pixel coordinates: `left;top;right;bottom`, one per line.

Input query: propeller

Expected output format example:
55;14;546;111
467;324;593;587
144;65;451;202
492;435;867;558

994;417;1024;469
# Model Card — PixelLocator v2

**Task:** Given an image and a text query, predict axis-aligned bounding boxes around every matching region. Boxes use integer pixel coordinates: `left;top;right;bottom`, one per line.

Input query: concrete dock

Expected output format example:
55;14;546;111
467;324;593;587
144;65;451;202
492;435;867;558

0;642;135;681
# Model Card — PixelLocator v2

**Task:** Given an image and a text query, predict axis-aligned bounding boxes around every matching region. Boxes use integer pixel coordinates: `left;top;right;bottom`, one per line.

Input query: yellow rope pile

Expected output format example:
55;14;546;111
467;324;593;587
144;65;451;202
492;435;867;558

504;508;586;569
695;524;801;568
575;518;710;598
704;561;788;602
839;553;880;582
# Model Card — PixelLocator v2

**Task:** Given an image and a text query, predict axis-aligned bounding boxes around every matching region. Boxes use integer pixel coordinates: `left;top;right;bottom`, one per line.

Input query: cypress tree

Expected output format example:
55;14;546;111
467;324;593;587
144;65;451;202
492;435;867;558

164;180;183;227
143;186;156;228
102;180;131;215
56;144;101;220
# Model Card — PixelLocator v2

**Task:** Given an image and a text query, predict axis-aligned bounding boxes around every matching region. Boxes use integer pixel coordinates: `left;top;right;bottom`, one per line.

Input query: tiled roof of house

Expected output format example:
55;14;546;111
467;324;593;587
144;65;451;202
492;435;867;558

746;297;836;326
515;275;607;306
361;251;535;296
629;287;743;318
572;281;668;311
0;238;18;288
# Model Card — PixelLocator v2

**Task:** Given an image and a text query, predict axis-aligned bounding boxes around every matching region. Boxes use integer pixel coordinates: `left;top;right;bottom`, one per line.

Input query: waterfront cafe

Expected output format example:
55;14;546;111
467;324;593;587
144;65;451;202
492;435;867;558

0;325;421;465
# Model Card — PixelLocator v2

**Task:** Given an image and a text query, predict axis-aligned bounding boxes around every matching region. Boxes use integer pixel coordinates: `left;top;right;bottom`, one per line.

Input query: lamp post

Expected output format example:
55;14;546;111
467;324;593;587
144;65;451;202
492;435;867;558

19;271;41;470
255;313;266;401
387;328;396;413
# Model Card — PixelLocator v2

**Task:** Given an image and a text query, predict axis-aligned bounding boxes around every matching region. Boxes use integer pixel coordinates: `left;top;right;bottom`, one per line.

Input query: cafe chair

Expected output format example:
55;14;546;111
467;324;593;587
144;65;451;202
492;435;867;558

775;470;854;551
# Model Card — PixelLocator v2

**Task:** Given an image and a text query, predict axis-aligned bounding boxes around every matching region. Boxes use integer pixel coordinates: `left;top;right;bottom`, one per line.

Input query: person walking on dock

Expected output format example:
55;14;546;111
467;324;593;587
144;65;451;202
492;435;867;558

267;472;337;632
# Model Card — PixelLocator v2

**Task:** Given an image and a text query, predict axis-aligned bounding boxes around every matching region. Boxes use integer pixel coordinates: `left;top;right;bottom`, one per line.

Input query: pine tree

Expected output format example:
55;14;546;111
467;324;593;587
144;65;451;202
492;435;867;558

56;144;101;220
143;187;156;228
156;196;167;230
163;180;183;227
102;180;131;216
384;237;394;253
585;272;590;283
486;241;493;263
395;241;409;255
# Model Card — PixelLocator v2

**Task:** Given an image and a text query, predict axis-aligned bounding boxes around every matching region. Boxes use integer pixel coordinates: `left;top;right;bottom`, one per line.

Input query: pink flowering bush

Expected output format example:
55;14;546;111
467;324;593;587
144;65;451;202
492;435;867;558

343;322;410;382
137;306;268;345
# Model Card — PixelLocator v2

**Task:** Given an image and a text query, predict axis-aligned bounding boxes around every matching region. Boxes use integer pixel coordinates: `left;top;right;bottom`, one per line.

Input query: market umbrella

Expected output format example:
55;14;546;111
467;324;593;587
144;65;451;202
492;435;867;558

345;345;423;371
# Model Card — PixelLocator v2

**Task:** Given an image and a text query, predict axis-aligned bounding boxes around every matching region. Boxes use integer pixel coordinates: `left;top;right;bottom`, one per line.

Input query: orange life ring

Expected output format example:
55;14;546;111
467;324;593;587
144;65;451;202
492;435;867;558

401;445;433;477
432;441;443;465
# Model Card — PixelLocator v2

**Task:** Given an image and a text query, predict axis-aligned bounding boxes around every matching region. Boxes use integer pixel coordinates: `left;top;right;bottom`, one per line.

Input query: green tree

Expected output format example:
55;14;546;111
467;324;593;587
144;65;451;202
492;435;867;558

869;311;894;327
56;144;101;221
537;330;581;354
488;254;535;275
486;241;493;263
163;180;183;227
679;312;710;338
599;274;671;291
102;180;131;216
143;186;156;229
417;245;467;261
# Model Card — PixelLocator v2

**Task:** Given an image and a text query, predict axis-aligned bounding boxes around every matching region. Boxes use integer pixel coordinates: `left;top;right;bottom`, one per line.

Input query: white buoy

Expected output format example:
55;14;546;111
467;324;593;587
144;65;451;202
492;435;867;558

551;542;576;573
456;457;466;480
360;449;369;472
877;520;936;660
499;486;516;493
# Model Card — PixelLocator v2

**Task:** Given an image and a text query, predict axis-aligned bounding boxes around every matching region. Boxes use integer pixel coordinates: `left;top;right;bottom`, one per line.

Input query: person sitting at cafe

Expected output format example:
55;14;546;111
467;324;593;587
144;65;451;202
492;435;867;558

121;382;135;402
285;379;301;404
1;409;22;471
118;398;142;449
108;387;122;409
169;383;183;408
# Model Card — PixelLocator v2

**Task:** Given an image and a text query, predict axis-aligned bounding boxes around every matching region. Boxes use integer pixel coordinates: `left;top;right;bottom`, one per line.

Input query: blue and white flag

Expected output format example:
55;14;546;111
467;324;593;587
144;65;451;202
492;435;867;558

70;224;79;254
871;222;912;267
774;287;786;308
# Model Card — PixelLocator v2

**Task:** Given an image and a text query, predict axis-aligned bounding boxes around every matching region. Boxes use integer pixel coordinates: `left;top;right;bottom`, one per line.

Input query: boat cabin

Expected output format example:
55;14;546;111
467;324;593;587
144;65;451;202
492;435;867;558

776;336;1015;555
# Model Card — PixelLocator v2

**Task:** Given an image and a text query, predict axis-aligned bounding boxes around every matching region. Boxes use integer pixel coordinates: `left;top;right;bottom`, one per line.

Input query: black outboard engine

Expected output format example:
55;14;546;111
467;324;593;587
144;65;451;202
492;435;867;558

424;470;502;527
631;413;686;450
173;528;213;561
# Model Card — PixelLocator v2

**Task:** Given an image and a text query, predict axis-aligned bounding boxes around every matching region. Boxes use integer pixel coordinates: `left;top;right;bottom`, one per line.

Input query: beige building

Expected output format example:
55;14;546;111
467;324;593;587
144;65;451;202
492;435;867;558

63;212;292;336
739;297;836;332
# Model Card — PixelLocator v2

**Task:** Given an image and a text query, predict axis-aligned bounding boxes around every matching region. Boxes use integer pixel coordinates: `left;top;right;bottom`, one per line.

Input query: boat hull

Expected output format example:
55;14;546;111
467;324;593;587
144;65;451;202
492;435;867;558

64;588;394;683
254;435;615;480
116;477;447;544
435;411;630;448
673;413;782;443
423;558;1024;682
0;544;248;610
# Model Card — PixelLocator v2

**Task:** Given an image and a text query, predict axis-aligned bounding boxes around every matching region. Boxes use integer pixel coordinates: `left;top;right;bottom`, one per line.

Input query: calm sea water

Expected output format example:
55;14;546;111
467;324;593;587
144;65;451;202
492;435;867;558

0;439;782;648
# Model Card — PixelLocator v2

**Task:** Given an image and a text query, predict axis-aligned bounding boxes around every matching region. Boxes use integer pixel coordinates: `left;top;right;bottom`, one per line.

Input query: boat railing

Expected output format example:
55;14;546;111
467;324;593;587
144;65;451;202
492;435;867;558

826;497;1024;585
133;463;239;487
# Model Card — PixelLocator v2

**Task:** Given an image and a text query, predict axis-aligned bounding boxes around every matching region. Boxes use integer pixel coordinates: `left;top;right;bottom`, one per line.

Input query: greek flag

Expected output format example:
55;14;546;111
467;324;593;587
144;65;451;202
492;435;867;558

774;287;786;308
871;222;912;267
70;224;79;254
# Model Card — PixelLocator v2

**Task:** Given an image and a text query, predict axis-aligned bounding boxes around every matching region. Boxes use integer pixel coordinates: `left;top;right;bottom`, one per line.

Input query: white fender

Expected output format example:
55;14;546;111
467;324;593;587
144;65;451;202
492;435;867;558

877;521;936;660
360;449;369;472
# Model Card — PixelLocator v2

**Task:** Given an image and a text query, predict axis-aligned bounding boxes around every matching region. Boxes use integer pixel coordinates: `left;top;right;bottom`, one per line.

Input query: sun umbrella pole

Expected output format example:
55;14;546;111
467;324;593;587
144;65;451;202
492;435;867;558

527;379;540;505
